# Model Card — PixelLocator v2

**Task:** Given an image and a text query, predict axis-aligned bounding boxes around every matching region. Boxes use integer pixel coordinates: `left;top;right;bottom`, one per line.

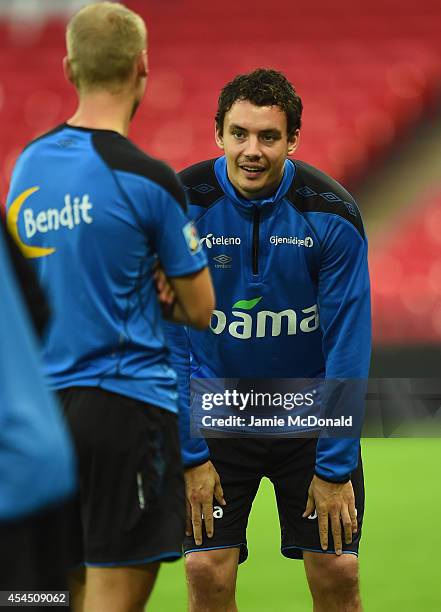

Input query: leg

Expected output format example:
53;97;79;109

303;552;362;612
183;439;264;611
83;563;159;612
270;438;365;554
185;548;240;612
61;390;186;611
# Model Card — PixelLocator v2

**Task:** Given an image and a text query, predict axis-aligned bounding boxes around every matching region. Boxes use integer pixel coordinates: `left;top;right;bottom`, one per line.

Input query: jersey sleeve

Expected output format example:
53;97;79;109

139;178;208;277
163;321;210;467
107;151;208;278
315;215;371;482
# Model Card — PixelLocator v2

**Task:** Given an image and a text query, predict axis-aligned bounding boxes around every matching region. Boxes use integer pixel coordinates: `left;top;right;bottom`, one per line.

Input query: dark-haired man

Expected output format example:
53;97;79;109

165;69;371;611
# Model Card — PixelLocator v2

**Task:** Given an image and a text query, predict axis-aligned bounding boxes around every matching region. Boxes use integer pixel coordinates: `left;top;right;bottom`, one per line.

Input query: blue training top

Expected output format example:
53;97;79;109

6;124;207;413
165;156;371;482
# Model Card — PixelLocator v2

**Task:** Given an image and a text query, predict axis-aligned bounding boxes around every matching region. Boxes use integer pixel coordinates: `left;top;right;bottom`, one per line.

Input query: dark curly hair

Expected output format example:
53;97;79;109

215;68;303;139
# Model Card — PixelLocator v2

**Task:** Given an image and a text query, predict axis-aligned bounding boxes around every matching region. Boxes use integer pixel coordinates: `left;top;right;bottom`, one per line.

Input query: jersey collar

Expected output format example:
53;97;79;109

214;156;295;211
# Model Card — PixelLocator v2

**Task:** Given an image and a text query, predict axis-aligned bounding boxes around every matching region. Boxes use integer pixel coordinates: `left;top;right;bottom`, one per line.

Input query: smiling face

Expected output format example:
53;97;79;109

215;100;299;200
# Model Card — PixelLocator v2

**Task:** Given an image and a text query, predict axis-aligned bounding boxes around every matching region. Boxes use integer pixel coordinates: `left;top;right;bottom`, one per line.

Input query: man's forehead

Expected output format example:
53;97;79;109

225;100;287;131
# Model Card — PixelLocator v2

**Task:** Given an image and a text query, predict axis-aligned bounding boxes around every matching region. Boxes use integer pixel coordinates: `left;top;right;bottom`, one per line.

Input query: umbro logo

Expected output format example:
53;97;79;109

192;183;216;194
213;255;232;264
213;254;232;269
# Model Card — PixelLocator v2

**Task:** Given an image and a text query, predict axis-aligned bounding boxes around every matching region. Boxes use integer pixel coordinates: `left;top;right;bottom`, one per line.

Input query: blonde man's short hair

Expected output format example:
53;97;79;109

66;2;147;92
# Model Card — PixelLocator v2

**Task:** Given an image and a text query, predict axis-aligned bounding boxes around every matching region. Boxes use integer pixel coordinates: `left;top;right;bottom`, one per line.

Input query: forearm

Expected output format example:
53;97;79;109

315;378;367;481
317;230;370;481
163;321;210;466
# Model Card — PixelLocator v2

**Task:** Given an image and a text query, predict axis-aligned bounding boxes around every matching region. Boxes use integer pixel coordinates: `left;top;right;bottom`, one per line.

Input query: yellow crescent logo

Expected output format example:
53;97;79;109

7;187;56;259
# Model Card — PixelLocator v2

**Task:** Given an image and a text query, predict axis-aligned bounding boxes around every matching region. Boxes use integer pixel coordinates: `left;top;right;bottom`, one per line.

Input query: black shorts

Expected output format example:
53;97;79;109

183;437;364;563
59;387;185;566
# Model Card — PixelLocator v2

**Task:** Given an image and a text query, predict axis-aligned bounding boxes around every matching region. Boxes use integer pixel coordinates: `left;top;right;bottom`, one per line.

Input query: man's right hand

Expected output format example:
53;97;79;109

184;460;226;546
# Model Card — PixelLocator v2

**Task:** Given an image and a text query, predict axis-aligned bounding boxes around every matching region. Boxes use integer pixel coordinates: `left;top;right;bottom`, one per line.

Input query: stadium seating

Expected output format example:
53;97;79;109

370;188;441;343
1;0;441;200
1;0;440;346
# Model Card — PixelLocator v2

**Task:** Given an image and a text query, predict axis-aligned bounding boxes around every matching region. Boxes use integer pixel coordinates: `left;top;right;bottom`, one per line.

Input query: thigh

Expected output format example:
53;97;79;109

269;438;365;559
59;387;185;566
183;437;265;564
84;564;160;612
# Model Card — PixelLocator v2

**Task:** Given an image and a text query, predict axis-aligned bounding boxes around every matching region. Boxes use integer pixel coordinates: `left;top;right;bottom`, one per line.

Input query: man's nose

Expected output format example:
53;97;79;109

243;136;261;158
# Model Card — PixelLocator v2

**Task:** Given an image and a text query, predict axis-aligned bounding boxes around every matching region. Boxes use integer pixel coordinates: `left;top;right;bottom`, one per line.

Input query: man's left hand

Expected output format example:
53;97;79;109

152;260;176;316
303;475;358;555
184;461;226;546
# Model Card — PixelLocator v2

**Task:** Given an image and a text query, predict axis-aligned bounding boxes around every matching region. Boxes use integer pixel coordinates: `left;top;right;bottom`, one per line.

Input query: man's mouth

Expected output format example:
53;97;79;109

239;164;266;176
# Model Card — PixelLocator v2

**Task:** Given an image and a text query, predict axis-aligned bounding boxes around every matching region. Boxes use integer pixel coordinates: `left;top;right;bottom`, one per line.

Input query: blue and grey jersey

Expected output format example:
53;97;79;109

6;124;207;413
166;156;371;481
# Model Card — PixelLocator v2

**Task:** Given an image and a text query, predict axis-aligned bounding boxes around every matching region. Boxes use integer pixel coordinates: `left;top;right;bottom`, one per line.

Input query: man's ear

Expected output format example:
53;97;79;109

287;129;300;156
137;50;148;78
63;57;74;84
215;125;224;150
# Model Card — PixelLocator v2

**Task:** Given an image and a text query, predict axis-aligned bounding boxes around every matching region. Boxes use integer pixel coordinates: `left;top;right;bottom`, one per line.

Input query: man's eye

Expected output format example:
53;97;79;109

261;134;276;142
232;131;246;139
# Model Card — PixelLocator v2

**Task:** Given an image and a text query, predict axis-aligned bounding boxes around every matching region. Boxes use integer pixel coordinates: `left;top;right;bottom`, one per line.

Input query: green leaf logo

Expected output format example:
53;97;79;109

232;296;263;310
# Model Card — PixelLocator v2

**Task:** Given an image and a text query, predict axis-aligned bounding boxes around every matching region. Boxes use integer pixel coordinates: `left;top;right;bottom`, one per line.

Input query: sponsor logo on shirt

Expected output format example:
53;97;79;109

182;221;202;255
270;235;314;247
200;233;241;248
210;296;319;339
7;187;93;259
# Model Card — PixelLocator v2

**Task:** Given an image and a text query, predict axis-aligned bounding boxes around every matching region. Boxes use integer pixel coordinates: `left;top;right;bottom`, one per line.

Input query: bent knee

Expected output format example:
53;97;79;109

305;553;360;594
185;549;238;594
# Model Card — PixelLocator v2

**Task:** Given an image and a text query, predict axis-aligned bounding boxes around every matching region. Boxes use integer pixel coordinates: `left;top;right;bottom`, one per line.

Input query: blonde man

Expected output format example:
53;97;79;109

6;3;214;611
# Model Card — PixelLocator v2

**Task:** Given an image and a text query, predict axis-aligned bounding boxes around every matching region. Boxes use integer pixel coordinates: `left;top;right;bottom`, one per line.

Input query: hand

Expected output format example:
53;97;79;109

303;475;358;556
152;261;175;315
184;461;226;546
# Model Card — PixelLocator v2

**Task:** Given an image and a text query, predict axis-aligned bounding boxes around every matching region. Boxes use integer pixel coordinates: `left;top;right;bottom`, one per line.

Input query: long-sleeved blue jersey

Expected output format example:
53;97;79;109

166;156;371;482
